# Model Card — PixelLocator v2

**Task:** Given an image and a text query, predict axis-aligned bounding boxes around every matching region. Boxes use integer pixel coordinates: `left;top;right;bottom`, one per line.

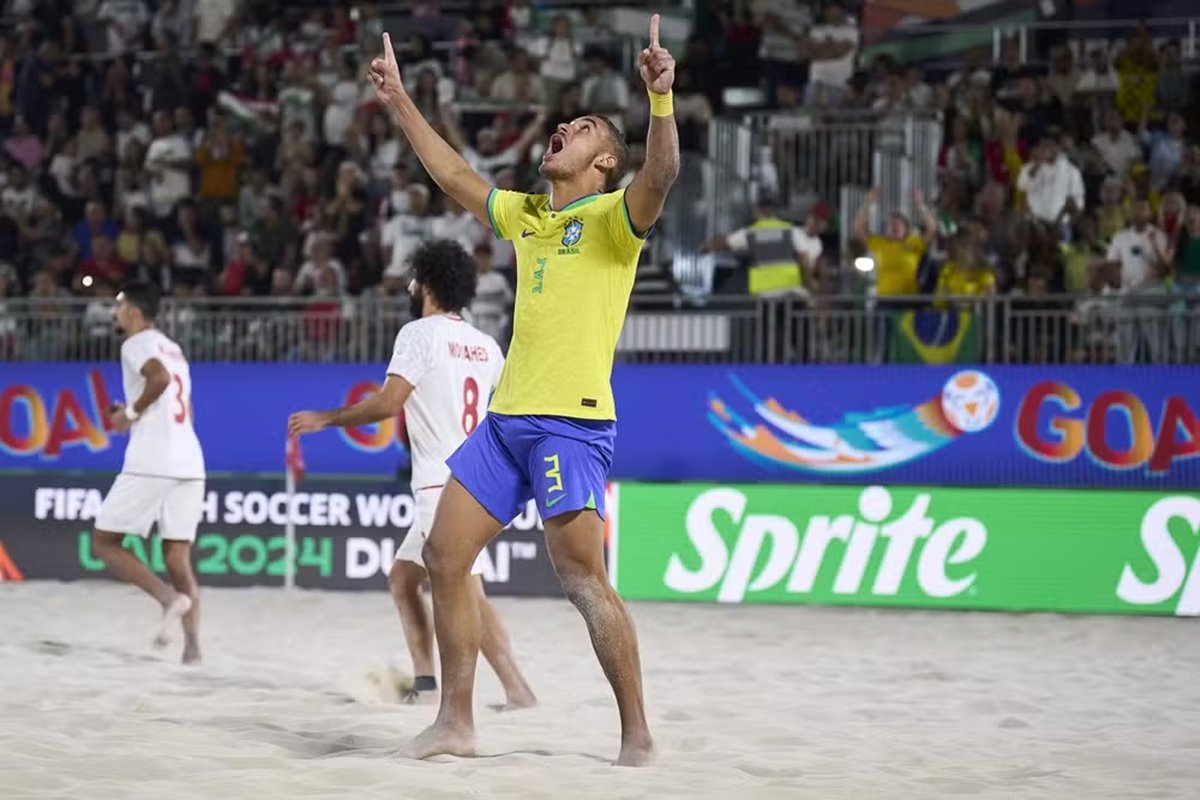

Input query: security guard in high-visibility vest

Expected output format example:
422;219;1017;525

702;200;829;295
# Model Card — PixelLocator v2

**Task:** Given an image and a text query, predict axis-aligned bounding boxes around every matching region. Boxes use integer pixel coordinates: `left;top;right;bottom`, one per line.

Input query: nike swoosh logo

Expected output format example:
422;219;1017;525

545;494;565;507
521;230;535;238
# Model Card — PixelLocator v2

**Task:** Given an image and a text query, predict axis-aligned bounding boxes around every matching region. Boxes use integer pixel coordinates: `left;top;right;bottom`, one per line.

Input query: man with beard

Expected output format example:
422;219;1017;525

288;239;535;710
91;281;205;664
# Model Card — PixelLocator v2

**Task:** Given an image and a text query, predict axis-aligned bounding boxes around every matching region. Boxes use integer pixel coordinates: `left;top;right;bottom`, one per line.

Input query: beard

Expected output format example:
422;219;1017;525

538;157;573;181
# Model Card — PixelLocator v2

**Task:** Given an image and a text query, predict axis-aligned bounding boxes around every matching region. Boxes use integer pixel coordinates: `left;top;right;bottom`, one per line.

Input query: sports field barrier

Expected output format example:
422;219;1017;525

3;295;1200;365
0;474;559;595
608;483;1200;617
3;475;1198;617
2;363;1196;487
2;362;1197;614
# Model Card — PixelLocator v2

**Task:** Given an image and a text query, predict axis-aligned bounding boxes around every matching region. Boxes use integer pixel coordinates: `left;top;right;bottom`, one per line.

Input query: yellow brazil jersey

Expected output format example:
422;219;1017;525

936;261;996;297
867;234;926;296
485;187;647;421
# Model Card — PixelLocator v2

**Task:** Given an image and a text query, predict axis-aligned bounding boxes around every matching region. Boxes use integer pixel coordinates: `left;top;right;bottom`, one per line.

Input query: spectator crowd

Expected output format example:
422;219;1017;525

0;0;1197;364
694;2;1200;361
844;24;1200;362
0;0;719;355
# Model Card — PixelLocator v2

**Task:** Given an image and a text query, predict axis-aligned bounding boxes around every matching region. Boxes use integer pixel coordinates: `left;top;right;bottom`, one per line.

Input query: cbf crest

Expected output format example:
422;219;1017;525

561;218;584;247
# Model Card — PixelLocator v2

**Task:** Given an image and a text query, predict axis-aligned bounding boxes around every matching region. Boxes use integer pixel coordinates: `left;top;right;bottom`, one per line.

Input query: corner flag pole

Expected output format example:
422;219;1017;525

284;434;306;590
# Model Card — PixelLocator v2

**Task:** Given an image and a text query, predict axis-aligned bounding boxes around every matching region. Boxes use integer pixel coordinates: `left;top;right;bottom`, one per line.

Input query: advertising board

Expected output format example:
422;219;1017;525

611;482;1200;616
0;475;561;595
3;364;1197;488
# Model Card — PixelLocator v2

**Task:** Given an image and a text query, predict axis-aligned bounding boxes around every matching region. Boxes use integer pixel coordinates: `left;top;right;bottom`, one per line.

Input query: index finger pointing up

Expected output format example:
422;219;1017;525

649;13;660;49
383;32;397;65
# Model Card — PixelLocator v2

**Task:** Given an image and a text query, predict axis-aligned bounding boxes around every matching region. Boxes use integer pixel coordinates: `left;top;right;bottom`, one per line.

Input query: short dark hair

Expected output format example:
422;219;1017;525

755;193;780;215
596;116;629;192
120;280;160;321
410;239;478;312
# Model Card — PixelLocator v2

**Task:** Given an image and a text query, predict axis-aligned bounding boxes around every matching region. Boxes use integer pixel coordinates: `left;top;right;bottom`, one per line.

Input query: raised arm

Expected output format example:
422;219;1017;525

913;188;938;242
438;103;470;153
853;186;881;242
512;109;548;154
1068;167;1086;212
370;33;492;223
1150;227;1172;279
624;14;680;235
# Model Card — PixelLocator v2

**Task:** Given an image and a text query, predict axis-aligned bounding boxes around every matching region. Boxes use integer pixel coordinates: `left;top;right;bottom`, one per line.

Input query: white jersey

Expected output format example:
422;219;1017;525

119;329;206;479
386;314;504;492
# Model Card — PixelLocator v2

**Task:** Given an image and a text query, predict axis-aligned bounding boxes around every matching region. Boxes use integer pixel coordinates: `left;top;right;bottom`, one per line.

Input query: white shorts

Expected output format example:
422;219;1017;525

395;486;484;575
94;474;206;543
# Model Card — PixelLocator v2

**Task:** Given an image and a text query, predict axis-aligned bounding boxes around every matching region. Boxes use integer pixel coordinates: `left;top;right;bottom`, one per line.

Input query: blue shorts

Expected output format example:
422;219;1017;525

446;413;616;524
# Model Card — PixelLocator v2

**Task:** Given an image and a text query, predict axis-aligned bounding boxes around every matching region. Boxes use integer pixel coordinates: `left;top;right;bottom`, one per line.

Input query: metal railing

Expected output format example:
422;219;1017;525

707;113;943;222
853;15;1200;67
698;113;944;296
756;111;939;216
0;297;411;365
2;294;1198;366
616;293;1200;365
657;149;754;295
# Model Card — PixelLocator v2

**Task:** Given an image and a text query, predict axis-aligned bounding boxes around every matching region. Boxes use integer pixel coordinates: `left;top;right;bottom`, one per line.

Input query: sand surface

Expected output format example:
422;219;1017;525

1;582;1198;799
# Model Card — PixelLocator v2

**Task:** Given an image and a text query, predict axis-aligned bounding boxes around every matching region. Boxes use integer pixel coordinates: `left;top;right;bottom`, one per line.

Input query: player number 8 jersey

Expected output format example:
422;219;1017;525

386;314;505;492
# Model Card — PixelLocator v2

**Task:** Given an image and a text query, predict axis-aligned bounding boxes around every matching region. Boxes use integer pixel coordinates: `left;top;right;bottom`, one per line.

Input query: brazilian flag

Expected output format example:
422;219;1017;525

890;310;979;364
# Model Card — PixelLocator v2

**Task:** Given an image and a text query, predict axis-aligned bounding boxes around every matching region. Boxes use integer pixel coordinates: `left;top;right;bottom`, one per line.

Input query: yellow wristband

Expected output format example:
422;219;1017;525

648;90;674;118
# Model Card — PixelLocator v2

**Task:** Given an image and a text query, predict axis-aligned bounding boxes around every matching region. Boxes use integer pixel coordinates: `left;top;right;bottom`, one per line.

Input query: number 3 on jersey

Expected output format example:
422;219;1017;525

462;377;479;434
172;374;191;424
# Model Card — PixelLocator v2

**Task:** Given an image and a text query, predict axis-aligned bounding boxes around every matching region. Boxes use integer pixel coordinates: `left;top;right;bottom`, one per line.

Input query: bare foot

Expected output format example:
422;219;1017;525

400;721;476;760
182;640;202;665
615;735;655;767
153;594;192;650
488;688;537;712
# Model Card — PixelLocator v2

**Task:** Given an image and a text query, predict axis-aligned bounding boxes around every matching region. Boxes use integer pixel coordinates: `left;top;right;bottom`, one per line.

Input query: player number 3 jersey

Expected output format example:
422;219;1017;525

386;315;504;492
120;329;206;479
485;187;648;421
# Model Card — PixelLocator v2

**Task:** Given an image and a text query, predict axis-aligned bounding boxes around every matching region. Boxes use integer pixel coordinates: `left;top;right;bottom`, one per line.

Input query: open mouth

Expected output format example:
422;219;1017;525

547;133;566;155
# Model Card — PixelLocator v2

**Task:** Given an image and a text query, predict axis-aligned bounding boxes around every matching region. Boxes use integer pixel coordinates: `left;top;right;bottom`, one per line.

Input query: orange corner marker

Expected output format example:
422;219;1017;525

0;541;24;582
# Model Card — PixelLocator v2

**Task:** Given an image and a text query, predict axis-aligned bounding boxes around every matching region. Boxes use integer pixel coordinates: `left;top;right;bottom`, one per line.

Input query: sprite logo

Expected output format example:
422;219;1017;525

1116;496;1200;615
615;483;1199;615
665;486;987;603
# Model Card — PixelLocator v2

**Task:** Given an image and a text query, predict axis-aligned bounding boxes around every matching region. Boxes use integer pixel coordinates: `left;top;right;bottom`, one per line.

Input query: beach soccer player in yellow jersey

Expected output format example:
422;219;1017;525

368;14;678;766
